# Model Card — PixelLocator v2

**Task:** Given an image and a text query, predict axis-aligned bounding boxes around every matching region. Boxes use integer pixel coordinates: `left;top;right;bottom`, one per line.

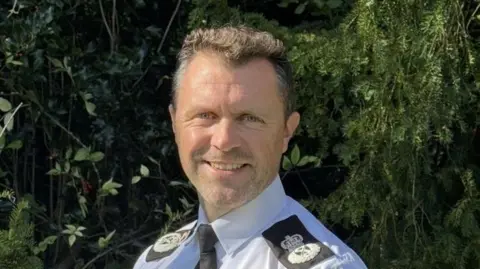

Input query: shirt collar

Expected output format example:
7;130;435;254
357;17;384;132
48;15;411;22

195;174;287;255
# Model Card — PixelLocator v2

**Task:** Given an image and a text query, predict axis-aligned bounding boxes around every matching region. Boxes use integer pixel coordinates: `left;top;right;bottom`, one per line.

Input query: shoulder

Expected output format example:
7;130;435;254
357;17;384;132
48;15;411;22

260;198;368;269
133;220;197;269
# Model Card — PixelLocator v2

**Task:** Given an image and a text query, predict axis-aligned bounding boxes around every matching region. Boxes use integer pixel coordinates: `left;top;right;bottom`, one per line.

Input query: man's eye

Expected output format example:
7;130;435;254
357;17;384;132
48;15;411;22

242;115;260;122
198;113;214;119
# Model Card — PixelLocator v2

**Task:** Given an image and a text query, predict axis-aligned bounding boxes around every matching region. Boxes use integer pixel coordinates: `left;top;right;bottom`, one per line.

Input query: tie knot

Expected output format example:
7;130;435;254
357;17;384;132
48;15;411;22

197;224;218;253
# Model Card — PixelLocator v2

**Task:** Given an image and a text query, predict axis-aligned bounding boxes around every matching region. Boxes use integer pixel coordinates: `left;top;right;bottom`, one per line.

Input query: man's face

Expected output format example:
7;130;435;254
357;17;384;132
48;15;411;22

169;52;299;216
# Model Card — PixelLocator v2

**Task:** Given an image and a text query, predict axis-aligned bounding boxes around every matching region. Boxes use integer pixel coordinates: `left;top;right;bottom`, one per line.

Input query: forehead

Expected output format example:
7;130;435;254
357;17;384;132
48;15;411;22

176;52;282;111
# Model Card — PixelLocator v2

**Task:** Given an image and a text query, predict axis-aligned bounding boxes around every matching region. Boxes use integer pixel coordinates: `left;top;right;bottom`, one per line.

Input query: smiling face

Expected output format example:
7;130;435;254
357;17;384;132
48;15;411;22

169;51;300;220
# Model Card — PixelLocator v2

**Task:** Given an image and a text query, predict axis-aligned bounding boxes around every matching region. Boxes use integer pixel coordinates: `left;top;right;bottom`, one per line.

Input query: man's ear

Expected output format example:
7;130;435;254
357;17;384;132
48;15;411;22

282;111;300;153
169;104;176;134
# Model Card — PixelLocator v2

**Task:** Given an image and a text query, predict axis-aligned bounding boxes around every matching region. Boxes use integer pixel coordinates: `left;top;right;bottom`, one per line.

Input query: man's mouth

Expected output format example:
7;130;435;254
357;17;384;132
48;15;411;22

205;161;248;171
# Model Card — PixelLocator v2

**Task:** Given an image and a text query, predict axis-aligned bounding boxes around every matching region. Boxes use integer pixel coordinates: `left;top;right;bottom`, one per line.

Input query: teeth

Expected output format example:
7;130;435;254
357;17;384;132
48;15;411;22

209;162;244;171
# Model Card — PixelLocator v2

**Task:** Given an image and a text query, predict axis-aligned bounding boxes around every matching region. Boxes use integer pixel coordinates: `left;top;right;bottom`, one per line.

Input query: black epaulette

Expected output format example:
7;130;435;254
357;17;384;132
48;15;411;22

262;215;335;269
146;228;194;262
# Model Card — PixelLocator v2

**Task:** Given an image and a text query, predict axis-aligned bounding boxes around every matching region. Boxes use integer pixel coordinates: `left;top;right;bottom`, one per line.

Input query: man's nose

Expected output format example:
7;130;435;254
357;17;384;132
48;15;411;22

210;119;241;152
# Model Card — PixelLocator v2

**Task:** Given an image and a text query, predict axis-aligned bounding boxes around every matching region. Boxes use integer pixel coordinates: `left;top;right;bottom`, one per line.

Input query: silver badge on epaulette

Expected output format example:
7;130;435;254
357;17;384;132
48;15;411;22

153;232;189;253
281;234;321;264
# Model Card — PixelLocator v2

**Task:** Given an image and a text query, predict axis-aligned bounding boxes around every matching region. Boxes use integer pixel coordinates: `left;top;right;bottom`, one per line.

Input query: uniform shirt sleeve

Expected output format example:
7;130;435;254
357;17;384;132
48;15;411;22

309;253;367;269
132;245;153;269
287;199;368;269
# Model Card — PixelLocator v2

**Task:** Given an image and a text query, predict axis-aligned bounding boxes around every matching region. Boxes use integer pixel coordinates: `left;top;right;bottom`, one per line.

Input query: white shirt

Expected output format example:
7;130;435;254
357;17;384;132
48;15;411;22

133;175;368;269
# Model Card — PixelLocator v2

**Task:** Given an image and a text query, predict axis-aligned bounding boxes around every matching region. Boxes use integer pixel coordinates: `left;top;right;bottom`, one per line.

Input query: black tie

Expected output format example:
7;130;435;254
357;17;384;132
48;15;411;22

195;224;218;269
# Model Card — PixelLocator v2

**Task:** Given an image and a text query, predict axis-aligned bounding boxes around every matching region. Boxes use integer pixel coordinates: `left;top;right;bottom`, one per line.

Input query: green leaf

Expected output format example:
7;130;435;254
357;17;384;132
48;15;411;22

179;196;192;209
89;152;104;162
55;162;61;171
147;155;160;165
282;156;293;170
313;0;325;8
64;161;71;173
98;230;116;249
9;60;23;66
297;156;319;167
33;49;44;71
85;101;97;116
0;98;12;112
278;1;290;8
0;135;5;149
46;169;60;176
165;204;173;217
68;235;76;247
74;148;90;161
291;145;300;165
101;178;123;196
6;140;23;150
140;164;149;177
135;0;146;8
145;26;162;37
47;56;64;69
33;236;57;255
98;237;108;249
66;224;76;232
78;194;88;218
326;0;342;8
295;2;308;14
83;93;93;101
71;166;81;178
65;147;73;159
105;230;116;241
4;112;14;131
132;176;142;184
109;188;119;195
109;179;123;189
169;181;189;187
78;195;86;204
63;57;70;70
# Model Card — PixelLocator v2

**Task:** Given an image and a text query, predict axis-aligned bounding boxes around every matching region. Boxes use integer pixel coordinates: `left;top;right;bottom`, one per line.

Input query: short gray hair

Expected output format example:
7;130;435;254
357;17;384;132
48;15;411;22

171;26;295;118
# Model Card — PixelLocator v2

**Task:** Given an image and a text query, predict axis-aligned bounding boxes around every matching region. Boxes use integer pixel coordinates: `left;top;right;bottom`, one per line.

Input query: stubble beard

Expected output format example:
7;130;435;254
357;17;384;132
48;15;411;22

193;164;274;219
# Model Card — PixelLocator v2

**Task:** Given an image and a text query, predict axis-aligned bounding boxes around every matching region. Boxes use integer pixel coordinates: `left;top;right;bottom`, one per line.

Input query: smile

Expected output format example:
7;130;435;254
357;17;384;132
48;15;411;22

206;162;247;171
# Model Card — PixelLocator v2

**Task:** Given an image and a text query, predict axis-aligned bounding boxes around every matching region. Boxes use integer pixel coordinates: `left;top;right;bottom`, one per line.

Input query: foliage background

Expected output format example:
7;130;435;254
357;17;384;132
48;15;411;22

0;0;479;268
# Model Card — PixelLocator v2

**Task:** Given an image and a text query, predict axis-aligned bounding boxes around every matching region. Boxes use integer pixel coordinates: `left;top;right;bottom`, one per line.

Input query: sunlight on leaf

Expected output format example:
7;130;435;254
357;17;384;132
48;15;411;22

47;56;63;69
291;145;300;165
68;235;76;247
295;2;308;14
140;164;149;177
6;140;22;150
85;101;97;116
74;148;90;161
282;156;293;170
0;98;12;112
132;176;142;184
89;152;104;162
46;169;60;176
4;112;14;131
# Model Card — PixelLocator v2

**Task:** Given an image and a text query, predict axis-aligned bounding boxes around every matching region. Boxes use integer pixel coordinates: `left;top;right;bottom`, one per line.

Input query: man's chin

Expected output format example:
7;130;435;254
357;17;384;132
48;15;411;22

207;193;246;209
201;189;249;209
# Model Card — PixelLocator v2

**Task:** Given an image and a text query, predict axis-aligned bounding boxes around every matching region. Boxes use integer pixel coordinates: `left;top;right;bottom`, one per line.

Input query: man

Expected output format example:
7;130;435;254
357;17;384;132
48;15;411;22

133;26;368;269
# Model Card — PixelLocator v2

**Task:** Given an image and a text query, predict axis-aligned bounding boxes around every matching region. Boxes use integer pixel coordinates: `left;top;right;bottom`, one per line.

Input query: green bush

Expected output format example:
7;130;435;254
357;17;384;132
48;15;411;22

1;0;194;267
1;0;479;268
0;190;49;269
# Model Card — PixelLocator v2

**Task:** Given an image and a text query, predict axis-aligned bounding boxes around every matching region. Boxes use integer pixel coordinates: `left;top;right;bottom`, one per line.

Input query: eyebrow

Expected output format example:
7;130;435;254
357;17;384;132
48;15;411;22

183;104;268;119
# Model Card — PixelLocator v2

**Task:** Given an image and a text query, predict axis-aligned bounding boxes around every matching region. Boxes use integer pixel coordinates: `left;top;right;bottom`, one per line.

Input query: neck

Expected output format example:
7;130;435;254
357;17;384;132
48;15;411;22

200;200;232;220
199;199;237;222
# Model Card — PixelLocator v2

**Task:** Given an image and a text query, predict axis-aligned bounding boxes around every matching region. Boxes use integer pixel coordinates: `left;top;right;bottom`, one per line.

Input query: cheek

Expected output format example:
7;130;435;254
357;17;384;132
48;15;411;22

249;130;284;159
177;127;210;158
